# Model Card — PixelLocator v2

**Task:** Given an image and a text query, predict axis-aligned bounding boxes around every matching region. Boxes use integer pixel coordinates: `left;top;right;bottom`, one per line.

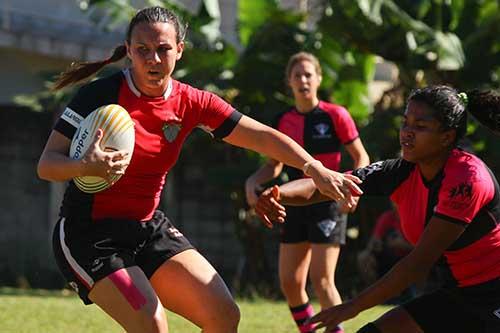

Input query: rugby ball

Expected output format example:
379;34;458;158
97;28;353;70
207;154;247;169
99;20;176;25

69;104;135;193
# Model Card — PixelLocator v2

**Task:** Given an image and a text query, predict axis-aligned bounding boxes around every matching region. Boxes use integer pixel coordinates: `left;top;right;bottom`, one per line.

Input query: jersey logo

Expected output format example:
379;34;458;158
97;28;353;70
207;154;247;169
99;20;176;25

493;307;500;319
356;161;384;179
167;226;184;238
443;181;473;211
61;107;84;128
163;122;182;143
448;182;472;199
91;258;104;273
317;219;336;237
313;123;332;139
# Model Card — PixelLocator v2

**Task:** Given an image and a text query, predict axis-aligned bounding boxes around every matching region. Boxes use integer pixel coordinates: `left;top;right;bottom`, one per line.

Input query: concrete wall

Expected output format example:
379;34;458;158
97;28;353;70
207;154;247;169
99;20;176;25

0;106;63;287
0;48;72;104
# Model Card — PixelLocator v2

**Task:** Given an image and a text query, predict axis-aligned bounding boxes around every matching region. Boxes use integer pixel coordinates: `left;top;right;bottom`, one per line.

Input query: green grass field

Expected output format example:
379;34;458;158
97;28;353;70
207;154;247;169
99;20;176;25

0;288;391;333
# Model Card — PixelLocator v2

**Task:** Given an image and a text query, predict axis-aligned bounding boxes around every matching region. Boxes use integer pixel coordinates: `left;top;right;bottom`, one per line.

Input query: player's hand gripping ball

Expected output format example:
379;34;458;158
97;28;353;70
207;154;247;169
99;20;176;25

69;104;135;193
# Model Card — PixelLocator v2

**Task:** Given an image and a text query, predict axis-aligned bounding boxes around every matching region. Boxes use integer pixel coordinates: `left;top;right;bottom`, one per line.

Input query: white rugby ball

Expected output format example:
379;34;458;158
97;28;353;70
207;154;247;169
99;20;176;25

69;104;135;193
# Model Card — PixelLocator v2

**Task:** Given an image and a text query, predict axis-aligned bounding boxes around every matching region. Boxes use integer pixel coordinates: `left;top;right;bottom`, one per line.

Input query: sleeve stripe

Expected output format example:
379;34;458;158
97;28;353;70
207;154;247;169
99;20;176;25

61;107;84;128
212;110;243;139
434;212;469;226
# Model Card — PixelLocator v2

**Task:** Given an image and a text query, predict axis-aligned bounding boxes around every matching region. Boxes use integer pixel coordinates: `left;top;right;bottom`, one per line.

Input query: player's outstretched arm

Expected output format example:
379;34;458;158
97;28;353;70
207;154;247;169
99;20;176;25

255;178;346;227
225;115;363;205
307;216;465;331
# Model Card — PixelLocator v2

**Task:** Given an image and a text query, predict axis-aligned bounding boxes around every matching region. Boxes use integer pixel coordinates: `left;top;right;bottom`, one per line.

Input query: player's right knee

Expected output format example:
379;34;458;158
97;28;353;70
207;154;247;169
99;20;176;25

280;275;302;293
205;301;240;331
136;305;167;333
357;322;382;333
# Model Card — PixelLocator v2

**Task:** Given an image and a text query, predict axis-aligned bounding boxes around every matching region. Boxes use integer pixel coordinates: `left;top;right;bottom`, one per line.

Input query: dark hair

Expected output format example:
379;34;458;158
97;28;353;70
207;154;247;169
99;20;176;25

408;85;500;142
52;6;186;90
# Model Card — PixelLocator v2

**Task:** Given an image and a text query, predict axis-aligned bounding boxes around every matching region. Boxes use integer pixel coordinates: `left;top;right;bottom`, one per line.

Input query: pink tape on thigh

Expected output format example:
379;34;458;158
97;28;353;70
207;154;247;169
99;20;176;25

108;269;147;310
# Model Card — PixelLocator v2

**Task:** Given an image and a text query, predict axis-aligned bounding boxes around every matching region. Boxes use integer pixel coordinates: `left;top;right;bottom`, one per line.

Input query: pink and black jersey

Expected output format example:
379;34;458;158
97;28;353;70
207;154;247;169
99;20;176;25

55;69;241;222
353;149;500;287
373;210;401;240
274;101;358;180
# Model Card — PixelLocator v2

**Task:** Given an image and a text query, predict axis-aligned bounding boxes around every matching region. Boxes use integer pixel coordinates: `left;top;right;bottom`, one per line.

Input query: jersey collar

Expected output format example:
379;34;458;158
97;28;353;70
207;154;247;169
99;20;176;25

122;68;173;100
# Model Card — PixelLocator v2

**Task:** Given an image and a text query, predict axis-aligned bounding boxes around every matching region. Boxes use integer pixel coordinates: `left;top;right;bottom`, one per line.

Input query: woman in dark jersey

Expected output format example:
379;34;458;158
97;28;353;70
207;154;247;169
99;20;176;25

37;6;362;333
255;86;500;333
245;52;369;333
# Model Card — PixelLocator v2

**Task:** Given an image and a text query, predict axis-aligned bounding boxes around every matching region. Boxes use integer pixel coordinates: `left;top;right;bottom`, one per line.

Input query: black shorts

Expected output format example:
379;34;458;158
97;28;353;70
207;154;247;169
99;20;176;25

402;278;500;333
280;201;347;244
52;210;194;305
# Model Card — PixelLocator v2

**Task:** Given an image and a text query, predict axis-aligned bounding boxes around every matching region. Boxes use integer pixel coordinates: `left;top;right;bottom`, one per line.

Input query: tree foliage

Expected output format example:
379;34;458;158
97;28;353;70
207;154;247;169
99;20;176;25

318;0;500;164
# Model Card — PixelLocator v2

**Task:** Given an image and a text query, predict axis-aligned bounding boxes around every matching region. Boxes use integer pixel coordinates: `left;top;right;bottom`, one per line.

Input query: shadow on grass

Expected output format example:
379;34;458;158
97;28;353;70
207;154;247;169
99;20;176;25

0;287;75;298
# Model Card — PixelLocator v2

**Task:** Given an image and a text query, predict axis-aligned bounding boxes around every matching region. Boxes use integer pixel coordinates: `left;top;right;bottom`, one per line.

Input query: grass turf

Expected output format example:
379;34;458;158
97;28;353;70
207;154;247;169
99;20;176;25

0;288;391;332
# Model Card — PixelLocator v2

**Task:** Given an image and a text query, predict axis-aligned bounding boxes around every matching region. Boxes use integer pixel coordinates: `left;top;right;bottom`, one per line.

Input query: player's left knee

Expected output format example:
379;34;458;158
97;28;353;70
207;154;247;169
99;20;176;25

310;274;335;291
218;299;240;329
227;301;241;326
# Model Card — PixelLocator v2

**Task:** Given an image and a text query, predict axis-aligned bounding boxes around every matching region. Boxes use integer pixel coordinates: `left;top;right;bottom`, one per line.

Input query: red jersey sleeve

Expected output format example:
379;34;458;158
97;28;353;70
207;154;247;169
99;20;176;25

328;103;359;144
434;157;495;224
194;89;238;135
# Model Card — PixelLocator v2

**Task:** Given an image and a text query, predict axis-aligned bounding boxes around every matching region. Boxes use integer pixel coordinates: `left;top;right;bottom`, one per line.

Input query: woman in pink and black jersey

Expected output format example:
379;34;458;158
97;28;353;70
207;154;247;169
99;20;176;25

245;52;370;333
256;86;500;333
37;6;363;333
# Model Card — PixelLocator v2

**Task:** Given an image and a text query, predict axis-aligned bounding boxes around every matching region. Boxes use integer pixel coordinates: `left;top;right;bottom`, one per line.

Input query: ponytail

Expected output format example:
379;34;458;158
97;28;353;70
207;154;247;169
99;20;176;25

52;45;127;91
465;89;500;136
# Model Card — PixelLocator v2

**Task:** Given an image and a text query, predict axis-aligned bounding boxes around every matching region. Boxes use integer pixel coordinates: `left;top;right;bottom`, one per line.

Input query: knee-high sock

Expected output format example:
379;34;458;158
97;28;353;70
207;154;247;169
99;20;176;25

290;302;315;333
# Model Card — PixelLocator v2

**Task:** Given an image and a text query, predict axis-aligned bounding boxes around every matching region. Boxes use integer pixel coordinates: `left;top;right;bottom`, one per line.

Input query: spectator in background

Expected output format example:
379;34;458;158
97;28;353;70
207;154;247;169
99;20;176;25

357;207;414;303
245;52;370;333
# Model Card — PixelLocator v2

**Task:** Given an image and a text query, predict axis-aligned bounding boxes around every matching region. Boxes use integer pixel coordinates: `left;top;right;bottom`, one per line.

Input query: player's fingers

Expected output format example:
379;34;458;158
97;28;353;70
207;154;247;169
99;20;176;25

112;159;130;168
255;205;277;223
109;150;129;161
321;186;345;202
343;177;363;196
307;310;329;325
270;197;285;211
255;208;273;228
270;185;280;200
256;200;285;224
262;215;273;228
344;173;362;184
91;129;104;149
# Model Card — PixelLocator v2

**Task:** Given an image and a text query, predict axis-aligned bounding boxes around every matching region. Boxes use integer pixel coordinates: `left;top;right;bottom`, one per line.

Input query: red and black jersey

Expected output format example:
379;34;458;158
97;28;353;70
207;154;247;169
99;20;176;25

353;149;500;287
55;69;241;222
274;101;359;180
373;210;401;240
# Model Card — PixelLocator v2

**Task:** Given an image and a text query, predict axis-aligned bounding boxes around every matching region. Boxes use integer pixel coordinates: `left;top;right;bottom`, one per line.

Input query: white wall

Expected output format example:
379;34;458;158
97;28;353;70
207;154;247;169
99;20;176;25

0;48;71;104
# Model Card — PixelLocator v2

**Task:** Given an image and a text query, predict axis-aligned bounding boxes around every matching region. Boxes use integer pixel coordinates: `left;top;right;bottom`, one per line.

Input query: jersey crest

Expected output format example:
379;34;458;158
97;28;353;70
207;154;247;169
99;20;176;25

313;123;331;139
162;122;182;142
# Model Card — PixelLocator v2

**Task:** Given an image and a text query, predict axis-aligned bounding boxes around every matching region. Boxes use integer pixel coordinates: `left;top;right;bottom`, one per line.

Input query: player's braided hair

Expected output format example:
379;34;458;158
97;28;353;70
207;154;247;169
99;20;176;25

408;85;500;142
52;6;186;90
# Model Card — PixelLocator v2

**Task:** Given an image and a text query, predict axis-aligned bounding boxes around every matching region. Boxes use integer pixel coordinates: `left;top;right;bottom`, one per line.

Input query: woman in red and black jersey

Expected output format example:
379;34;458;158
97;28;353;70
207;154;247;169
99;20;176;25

37;6;363;333
256;86;500;333
245;52;369;333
